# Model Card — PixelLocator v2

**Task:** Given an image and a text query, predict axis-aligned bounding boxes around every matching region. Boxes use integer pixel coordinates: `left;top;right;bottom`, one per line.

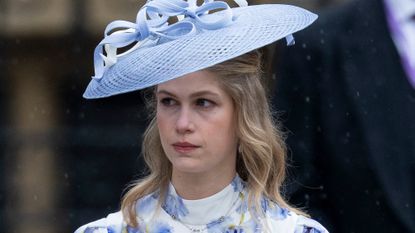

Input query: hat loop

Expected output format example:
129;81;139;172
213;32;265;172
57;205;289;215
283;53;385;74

92;0;244;80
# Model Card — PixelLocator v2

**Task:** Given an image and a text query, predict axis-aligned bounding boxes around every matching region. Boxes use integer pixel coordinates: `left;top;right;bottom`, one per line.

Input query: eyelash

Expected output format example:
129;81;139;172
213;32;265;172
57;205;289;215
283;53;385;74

160;97;176;106
196;98;214;107
159;98;215;108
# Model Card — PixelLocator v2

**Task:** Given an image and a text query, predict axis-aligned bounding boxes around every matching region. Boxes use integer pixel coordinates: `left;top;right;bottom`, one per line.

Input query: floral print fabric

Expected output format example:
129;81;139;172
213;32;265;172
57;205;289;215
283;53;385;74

75;176;328;233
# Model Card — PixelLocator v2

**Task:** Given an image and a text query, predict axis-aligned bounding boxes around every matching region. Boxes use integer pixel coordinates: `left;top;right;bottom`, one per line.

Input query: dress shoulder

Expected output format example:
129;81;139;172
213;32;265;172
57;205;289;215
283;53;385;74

264;205;329;233
74;211;124;233
261;197;329;233
294;215;329;233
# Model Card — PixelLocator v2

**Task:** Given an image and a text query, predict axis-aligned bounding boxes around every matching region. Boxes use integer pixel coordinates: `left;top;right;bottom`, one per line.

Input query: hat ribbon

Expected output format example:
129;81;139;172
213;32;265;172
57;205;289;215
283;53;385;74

92;0;248;80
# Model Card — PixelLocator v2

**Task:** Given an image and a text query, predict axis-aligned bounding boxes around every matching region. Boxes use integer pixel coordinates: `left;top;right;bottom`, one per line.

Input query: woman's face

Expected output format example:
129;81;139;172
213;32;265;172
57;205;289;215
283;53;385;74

156;70;238;176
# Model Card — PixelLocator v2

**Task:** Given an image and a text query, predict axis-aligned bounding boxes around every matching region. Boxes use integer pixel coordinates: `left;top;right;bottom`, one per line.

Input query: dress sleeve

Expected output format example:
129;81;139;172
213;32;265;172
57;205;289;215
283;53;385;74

74;212;124;233
294;215;329;233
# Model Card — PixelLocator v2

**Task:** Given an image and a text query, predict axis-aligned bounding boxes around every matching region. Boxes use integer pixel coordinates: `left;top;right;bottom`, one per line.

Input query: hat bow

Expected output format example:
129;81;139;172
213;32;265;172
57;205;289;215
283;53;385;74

92;0;248;80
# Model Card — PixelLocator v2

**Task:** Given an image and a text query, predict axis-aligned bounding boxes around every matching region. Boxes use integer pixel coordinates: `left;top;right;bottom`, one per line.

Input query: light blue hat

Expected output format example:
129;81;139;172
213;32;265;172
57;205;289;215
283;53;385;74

83;0;317;99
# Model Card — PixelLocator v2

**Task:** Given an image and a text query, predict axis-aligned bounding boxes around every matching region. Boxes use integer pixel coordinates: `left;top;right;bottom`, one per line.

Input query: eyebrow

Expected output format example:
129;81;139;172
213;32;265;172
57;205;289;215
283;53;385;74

156;89;221;99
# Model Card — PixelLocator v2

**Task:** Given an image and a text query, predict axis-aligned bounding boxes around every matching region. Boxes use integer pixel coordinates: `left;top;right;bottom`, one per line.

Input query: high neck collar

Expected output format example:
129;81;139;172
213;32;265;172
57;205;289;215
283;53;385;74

163;174;245;225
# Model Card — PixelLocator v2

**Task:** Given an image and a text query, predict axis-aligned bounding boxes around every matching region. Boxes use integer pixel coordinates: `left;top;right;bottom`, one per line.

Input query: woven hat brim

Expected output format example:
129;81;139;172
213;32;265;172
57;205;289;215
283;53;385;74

83;4;317;99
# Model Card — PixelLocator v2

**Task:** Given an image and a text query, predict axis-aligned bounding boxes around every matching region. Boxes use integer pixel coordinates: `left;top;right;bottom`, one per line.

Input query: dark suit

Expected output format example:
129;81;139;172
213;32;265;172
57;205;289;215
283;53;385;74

272;0;415;232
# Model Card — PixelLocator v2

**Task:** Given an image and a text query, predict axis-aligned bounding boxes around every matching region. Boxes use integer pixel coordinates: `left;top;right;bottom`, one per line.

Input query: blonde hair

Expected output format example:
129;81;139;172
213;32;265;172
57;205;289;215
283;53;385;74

121;50;307;227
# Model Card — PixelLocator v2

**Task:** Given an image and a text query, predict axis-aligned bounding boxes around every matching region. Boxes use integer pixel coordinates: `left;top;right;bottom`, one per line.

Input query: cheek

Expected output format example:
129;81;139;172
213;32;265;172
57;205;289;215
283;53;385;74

156;111;171;142
207;111;237;146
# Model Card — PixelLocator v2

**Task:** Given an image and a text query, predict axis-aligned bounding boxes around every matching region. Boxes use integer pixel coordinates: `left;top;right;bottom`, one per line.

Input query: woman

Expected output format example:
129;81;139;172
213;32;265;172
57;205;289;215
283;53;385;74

76;0;327;232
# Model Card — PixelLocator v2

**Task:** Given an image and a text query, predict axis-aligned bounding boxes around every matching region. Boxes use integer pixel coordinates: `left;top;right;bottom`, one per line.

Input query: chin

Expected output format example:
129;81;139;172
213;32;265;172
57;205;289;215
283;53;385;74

171;160;207;174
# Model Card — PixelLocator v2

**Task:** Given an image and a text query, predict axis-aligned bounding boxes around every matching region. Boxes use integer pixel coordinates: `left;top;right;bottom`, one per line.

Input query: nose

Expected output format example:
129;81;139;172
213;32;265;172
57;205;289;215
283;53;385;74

175;106;195;134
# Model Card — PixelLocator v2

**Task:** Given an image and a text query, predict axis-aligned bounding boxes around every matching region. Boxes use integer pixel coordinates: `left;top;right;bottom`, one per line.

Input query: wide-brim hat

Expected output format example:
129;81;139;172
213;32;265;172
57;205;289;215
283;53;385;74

83;0;317;99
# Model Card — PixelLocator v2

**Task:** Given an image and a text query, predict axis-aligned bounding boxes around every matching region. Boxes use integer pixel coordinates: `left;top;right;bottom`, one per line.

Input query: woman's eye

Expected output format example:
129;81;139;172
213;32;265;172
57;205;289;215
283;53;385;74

196;98;214;108
160;98;177;106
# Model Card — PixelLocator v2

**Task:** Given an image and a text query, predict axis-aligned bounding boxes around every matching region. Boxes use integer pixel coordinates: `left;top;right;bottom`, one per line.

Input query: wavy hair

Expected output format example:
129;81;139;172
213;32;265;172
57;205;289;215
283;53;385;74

121;50;307;227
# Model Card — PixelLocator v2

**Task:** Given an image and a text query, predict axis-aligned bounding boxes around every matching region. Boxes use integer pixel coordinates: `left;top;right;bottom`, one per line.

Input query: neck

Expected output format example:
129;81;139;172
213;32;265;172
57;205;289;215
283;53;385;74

171;169;236;200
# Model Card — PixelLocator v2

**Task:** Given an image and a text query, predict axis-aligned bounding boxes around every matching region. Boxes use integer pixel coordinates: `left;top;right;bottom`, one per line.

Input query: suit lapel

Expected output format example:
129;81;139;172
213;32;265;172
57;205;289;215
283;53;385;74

340;0;415;231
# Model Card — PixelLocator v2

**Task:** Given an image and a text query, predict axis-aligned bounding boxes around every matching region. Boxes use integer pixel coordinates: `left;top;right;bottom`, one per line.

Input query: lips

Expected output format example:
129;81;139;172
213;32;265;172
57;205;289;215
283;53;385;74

172;142;200;153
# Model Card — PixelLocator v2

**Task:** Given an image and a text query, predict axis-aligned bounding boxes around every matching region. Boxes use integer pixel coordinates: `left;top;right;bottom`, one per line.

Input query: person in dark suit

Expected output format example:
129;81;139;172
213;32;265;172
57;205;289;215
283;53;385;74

272;0;415;232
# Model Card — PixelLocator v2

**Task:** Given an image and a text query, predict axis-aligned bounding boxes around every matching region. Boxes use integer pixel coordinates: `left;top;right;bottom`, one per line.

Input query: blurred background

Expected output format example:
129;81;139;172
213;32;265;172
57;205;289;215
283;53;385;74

0;0;349;232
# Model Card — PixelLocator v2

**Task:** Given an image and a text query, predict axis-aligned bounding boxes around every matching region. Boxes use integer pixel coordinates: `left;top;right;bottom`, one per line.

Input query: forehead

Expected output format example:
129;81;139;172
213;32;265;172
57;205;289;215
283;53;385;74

157;70;223;94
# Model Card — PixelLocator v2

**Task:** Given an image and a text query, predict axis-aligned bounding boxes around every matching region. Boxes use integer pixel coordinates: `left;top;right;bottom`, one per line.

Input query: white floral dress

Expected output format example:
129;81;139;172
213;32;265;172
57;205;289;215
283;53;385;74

75;176;328;233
